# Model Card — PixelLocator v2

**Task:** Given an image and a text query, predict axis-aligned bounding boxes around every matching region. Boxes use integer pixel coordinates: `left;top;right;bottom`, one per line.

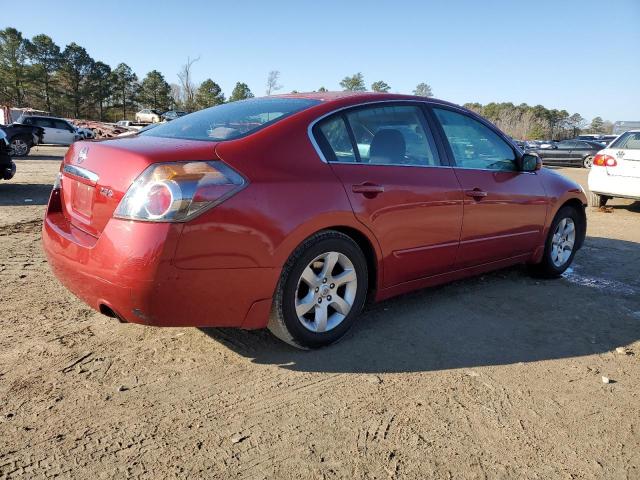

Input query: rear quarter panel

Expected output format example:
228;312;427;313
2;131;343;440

172;108;384;282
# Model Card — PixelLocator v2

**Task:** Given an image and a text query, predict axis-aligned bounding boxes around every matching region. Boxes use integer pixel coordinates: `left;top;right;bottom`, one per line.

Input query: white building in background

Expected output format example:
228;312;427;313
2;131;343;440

613;121;640;135
0;106;50;125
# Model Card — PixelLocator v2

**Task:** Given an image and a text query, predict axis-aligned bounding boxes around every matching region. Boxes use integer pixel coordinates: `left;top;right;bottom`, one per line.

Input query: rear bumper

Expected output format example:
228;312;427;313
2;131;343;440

42;193;279;328
588;169;640;200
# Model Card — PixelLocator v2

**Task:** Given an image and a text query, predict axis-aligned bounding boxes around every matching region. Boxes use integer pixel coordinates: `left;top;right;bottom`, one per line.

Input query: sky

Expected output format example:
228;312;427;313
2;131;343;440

3;0;639;121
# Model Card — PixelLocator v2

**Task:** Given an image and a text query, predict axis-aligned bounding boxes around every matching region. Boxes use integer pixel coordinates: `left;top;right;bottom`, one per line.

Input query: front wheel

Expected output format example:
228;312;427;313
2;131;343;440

268;231;368;349
583;156;594;169
529;206;580;278
9;137;30;157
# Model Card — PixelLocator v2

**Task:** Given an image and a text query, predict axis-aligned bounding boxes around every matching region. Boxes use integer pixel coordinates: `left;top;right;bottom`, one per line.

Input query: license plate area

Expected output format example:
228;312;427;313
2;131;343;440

69;179;95;218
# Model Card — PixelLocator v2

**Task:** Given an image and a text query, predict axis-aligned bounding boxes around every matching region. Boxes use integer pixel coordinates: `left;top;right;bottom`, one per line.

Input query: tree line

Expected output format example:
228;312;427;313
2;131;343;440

0;26;613;139
0;27;255;122
463;102;613;140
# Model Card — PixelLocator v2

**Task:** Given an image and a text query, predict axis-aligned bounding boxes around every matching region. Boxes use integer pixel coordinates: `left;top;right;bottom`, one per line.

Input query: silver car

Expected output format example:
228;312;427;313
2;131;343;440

135;109;162;123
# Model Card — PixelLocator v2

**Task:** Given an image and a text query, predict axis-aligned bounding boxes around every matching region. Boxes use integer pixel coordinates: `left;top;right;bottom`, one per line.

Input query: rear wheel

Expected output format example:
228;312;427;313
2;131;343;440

9;137;30;157
268;231;368;349
583;155;594;169
529;206;580;278
590;191;608;207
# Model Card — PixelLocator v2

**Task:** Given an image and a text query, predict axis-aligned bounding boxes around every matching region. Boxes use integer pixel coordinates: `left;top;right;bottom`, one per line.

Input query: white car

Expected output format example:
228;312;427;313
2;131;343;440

135;109;162;123
76;127;95;139
17;115;80;145
588;130;640;206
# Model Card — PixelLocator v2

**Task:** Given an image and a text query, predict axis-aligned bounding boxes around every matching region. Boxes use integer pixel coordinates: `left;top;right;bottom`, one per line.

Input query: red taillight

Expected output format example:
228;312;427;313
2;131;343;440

593;154;617;167
114;161;246;222
145;182;173;218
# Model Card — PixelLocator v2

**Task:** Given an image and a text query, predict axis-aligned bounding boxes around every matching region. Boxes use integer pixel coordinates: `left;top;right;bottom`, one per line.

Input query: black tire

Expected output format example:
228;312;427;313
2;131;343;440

529;206;581;278
268;230;368;349
583;155;593;169
589;191;608;208
1;162;16;180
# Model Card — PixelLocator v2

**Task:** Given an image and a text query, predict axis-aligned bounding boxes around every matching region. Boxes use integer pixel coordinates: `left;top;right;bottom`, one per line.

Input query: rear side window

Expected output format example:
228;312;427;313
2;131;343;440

316;116;357;163
433;108;516;171
345;106;440;166
142;97;320;142
610;131;640;150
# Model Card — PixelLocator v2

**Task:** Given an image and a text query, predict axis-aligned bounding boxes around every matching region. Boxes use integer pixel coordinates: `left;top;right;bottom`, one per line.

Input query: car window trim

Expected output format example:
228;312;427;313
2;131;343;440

425;104;529;174
312;115;358;163
309;100;447;169
342;113;363;163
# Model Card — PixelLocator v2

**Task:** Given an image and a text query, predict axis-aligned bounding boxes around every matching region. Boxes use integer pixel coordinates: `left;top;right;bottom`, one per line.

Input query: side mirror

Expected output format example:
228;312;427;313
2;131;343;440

519;153;542;172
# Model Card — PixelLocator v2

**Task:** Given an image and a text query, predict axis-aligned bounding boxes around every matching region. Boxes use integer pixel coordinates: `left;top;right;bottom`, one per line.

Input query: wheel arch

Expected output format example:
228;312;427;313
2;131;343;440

328;225;380;303
558;197;587;250
273;219;383;304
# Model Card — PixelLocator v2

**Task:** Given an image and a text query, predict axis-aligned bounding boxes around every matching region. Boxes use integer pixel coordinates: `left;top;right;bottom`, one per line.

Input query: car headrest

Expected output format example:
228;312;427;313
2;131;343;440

369;129;406;164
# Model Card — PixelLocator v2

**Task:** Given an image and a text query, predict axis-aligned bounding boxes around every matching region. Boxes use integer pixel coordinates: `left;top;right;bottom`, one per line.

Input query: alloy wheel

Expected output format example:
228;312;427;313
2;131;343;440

551;218;575;267
10;139;28;156
583;156;593;168
294;251;358;333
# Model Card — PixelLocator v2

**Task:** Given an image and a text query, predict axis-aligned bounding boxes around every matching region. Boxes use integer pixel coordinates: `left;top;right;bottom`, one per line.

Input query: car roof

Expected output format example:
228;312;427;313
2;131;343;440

22;115;66;120
271;91;460;109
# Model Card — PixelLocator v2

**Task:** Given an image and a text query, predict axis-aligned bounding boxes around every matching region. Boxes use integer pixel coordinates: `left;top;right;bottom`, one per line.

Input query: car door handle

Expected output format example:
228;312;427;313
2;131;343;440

352;183;384;198
464;188;488;199
352;183;385;194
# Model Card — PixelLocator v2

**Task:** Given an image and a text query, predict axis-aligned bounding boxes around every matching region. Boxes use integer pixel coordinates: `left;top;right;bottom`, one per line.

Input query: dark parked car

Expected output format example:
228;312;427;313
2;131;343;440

532;140;603;168
0;123;44;157
0;129;16;180
162;110;188;121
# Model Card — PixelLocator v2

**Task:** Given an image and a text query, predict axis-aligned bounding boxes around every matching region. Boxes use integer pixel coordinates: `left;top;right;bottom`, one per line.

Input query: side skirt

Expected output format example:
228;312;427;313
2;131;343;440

375;253;532;302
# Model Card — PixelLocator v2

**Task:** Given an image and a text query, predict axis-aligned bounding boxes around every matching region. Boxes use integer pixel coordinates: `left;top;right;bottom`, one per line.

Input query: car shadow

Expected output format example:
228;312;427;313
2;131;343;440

16;154;65;161
199;236;640;374
605;201;640;213
0;183;52;206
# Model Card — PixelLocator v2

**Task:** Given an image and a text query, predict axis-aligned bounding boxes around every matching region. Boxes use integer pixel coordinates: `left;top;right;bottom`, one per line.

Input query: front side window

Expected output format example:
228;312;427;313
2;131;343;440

54;120;72;131
433;108;516;171
142;97;320;142
35;118;55;129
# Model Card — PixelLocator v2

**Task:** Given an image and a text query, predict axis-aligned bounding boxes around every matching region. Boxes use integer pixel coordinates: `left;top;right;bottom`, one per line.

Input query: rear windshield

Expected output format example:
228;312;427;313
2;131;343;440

609;131;640;150
141;97;320;141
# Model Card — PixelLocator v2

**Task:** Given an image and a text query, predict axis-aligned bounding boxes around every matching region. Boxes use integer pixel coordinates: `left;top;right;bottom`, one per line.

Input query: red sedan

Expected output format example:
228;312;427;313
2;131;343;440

43;92;587;348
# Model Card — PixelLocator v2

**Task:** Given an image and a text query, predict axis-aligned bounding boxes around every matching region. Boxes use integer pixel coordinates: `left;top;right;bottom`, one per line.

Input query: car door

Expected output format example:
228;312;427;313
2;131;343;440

430;106;548;269
555;142;577;164
535;144;557;164
312;103;464;287
52;120;76;145
572;141;599;165
33;118;58;144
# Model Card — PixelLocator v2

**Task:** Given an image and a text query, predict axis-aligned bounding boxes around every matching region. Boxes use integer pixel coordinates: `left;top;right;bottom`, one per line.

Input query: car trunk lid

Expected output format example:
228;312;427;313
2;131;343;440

60;136;220;237
607;148;640;178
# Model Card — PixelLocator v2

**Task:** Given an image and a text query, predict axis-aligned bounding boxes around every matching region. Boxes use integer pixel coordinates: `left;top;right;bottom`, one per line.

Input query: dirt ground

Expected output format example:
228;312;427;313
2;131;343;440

1;145;639;479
